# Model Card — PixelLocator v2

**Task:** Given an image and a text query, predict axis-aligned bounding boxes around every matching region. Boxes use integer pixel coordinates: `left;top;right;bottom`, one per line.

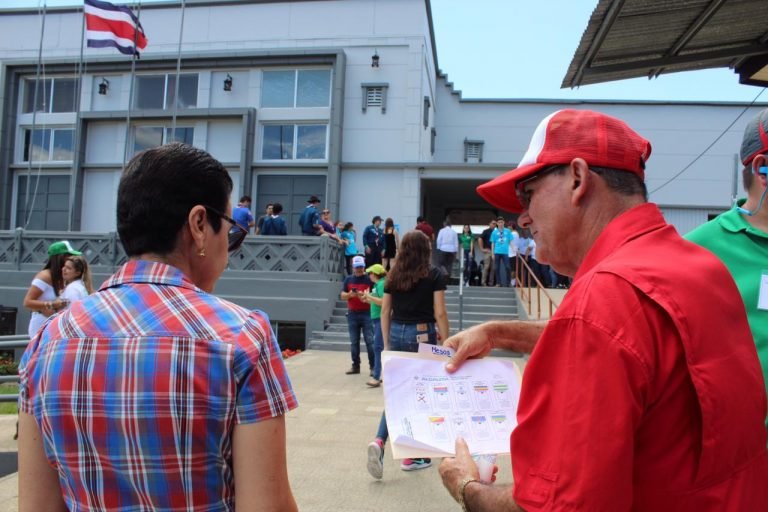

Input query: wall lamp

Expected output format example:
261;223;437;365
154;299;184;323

371;51;380;68
223;73;233;92
98;78;109;95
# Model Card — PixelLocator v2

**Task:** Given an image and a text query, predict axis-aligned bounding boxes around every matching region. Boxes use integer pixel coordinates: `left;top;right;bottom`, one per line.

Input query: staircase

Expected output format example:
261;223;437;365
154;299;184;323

308;285;519;351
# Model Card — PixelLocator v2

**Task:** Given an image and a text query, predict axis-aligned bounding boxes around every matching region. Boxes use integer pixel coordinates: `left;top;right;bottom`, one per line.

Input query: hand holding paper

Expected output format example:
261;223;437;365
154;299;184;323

382;345;521;460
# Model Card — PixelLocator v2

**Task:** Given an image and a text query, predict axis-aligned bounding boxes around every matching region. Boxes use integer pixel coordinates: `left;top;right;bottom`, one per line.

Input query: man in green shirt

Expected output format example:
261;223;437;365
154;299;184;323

686;108;768;423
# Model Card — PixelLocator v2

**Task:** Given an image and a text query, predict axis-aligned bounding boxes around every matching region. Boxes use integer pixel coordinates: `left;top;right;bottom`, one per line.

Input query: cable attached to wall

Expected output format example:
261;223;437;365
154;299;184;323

649;87;766;195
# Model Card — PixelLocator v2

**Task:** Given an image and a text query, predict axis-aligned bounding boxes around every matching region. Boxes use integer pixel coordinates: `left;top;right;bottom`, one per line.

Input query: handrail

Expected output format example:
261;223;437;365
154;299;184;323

0;335;29;403
514;256;560;320
0;229;346;279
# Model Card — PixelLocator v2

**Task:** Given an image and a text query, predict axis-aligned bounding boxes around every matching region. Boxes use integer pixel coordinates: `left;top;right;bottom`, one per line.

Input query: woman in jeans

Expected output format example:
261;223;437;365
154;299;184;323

366;230;449;479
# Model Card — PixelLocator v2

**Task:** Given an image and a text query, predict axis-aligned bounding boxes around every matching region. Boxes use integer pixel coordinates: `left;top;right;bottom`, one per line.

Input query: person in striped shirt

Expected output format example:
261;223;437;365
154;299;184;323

18;143;298;512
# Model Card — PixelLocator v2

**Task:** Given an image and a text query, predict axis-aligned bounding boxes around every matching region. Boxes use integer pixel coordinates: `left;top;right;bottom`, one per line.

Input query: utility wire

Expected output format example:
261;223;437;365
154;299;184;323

649;87;766;195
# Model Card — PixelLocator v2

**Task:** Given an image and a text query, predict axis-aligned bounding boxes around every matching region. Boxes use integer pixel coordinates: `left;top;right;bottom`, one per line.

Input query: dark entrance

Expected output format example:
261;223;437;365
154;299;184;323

420;178;517;229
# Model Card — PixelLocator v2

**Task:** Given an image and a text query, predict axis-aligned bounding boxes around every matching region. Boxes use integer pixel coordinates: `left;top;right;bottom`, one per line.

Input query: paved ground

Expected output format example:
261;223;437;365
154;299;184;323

0;285;564;511
0;350;526;512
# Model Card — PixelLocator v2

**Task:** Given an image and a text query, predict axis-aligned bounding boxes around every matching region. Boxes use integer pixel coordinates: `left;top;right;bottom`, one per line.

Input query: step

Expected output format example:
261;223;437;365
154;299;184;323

307;339;350;351
445;304;517;314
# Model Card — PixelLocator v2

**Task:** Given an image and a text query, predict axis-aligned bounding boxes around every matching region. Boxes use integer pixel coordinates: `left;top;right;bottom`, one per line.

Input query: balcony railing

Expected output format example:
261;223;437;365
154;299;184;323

514;256;560;320
0;229;345;280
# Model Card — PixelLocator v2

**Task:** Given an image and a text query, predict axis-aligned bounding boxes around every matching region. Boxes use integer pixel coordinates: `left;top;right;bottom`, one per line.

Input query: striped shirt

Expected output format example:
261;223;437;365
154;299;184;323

19;260;298;511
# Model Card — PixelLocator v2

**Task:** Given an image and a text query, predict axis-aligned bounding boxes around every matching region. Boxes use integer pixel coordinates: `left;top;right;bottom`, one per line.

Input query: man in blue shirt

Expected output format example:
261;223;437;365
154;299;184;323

299;196;322;236
490;217;513;287
260;203;287;236
363;216;384;267
232;196;254;233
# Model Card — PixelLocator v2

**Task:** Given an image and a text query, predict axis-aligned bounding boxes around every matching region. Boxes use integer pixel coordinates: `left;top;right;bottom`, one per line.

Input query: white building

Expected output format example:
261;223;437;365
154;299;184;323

0;0;763;236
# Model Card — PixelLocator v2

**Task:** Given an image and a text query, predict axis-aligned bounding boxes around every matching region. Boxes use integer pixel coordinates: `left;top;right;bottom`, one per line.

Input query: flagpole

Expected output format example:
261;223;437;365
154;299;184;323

122;0;142;168
171;0;186;138
23;0;48;229
68;1;88;231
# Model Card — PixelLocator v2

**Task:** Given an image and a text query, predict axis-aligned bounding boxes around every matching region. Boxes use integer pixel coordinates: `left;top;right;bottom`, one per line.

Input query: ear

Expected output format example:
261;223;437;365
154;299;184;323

187;205;208;249
754;155;768;182
567;158;592;206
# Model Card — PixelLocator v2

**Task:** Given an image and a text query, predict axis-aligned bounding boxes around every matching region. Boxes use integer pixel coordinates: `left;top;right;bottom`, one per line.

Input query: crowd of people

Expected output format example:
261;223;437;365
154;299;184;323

230;191;572;292
15;104;768;511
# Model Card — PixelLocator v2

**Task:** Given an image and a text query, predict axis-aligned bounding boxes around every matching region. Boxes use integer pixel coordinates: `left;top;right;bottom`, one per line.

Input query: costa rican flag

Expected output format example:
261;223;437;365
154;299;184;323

84;0;148;57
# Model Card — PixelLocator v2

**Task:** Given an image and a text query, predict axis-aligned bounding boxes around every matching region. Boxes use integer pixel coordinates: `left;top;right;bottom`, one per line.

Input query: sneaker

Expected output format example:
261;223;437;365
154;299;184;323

345;366;360;375
400;458;432;471
366;379;381;388
367;439;384;479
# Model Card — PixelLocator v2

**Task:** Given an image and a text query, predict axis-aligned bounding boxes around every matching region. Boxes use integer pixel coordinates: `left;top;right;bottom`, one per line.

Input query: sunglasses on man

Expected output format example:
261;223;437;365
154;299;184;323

204;206;248;252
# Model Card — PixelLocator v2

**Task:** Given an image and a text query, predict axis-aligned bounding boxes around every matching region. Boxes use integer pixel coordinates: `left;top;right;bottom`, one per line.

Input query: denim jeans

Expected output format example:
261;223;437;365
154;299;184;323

372;318;383;380
494;253;510;287
376;321;437;443
347;311;374;370
462;249;473;284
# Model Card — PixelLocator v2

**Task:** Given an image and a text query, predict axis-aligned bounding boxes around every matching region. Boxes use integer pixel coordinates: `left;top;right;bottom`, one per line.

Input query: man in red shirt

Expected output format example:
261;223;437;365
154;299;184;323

415;216;435;241
439;110;768;511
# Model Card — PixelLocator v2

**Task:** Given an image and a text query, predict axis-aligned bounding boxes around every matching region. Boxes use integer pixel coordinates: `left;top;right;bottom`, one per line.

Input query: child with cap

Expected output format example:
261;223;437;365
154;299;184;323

361;263;387;387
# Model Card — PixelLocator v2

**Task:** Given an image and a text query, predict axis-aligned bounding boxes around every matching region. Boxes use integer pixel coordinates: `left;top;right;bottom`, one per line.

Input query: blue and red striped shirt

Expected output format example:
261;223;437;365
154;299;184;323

19;260;297;511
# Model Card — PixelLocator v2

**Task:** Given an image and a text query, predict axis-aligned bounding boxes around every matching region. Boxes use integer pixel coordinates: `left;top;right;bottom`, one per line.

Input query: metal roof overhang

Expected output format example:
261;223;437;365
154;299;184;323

563;0;768;89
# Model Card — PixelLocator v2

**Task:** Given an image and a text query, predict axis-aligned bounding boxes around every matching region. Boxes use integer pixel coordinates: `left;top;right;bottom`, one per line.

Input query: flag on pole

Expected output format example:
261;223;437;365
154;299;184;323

84;0;148;57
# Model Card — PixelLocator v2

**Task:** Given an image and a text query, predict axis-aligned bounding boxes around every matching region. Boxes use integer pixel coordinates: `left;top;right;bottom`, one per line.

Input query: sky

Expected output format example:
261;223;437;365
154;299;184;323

4;0;765;103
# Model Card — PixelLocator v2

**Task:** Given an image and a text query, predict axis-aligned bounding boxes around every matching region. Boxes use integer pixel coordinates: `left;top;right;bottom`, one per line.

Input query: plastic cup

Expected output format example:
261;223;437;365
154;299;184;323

472;453;497;484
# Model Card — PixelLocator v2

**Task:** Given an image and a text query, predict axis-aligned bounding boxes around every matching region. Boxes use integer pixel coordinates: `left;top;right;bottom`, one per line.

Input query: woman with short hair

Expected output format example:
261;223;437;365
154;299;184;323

19;143;298;512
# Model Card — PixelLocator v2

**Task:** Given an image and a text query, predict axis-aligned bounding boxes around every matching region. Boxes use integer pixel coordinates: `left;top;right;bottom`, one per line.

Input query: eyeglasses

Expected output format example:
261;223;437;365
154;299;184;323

516;165;564;210
204;206;248;253
322;210;331;214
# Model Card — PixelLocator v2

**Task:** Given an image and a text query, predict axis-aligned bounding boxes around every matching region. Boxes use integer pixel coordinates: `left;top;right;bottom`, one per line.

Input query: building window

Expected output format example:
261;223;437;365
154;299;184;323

361;83;388;113
135;74;198;109
23;77;77;113
15;174;71;230
464;139;484;162
262;69;331;108
133;126;194;154
22;128;74;162
423;96;431;128
431;128;437;156
262;124;327;160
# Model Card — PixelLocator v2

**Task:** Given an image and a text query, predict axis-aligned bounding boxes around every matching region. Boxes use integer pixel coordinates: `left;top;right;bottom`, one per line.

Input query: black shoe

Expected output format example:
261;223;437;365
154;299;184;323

345;366;361;375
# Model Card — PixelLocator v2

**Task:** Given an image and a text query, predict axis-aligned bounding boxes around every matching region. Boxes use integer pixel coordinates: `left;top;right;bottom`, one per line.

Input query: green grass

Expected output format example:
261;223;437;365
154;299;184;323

0;384;19;415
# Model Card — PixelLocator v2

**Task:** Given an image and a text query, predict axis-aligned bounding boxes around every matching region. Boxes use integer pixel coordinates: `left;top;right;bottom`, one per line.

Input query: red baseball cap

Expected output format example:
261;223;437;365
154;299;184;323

477;109;652;213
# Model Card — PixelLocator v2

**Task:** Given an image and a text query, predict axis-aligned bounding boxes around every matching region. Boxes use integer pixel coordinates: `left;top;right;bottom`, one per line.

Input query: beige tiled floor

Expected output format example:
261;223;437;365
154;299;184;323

0;351;525;511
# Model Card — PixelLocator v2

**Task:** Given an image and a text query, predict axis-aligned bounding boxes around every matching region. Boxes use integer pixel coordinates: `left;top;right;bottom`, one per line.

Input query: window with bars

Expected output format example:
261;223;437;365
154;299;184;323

262;69;331;108
464;139;484;162
134;73;198;110
132;126;194;155
22;77;77;114
261;124;328;160
22;128;74;162
361;83;388;113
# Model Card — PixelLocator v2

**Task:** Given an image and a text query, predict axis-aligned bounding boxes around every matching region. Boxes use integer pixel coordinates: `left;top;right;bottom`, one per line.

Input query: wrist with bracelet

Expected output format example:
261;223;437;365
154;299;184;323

457;476;479;512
